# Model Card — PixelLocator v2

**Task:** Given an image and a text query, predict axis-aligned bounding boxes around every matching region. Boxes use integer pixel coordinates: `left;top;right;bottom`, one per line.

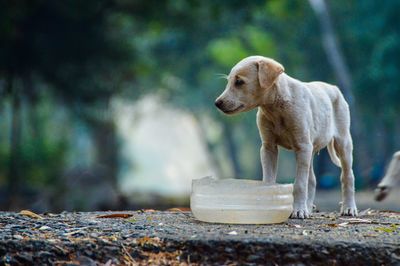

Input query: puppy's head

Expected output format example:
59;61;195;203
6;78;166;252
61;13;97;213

215;56;284;115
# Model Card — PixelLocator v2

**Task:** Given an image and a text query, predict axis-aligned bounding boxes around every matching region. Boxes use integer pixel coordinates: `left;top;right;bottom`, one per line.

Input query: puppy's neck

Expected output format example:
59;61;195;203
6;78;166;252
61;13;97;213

260;73;291;108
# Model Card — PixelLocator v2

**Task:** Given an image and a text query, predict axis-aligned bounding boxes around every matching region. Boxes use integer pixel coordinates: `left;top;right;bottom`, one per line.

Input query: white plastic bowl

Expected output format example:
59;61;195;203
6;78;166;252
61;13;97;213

190;177;293;224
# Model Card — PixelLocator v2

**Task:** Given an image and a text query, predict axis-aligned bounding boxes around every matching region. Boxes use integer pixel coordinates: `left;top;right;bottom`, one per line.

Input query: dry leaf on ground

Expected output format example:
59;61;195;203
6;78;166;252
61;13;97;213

339;218;372;223
142;209;156;213
137;236;161;246
19;210;43;220
96;213;133;219
166;207;191;212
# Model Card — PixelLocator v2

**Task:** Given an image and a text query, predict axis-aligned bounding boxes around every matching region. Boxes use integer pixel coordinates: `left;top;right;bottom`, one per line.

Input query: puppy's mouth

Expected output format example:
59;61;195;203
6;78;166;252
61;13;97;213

221;104;245;114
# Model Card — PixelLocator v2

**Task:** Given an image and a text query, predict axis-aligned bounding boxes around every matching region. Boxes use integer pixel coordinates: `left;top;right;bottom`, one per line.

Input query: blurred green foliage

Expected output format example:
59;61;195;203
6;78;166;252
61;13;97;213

0;0;399;210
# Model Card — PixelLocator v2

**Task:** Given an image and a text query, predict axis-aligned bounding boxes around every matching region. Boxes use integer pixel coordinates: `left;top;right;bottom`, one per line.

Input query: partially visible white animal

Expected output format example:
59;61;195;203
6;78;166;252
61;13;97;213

375;151;400;201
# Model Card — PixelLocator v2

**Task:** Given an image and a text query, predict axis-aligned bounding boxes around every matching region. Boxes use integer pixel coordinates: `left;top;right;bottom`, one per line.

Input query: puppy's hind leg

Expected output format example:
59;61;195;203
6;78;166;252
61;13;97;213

307;156;316;214
334;135;358;216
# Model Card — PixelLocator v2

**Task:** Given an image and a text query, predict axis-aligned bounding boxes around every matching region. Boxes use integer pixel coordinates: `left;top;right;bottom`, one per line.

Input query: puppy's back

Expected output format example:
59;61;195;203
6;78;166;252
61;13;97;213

307;81;342;102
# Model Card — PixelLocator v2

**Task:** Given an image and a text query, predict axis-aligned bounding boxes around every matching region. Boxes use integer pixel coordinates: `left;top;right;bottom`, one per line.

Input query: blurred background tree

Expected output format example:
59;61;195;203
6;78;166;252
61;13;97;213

0;0;399;211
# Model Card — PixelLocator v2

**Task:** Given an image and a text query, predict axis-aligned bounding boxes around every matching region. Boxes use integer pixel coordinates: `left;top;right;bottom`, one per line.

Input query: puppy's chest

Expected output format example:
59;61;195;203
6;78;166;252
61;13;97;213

270;116;288;134
263;102;293;135
261;101;296;148
266;115;293;148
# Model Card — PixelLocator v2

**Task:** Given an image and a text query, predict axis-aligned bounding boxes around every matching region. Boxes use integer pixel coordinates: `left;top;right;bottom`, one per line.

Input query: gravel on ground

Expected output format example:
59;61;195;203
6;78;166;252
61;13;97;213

0;209;399;265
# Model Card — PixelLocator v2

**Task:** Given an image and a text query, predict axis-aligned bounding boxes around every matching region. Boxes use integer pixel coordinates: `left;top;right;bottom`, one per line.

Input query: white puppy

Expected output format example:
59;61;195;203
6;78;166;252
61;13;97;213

215;56;358;218
375;151;400;201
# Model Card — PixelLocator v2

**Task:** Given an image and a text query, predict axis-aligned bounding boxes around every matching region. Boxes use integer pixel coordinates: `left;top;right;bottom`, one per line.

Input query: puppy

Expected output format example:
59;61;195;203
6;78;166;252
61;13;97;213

215;56;358;218
375;151;400;201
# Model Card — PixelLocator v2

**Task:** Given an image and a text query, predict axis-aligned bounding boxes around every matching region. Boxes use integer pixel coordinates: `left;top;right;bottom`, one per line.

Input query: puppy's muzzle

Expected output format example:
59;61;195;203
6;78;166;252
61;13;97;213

215;99;224;110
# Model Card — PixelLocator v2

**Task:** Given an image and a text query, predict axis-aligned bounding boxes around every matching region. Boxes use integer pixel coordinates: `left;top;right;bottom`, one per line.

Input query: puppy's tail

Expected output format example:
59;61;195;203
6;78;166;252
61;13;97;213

327;139;341;167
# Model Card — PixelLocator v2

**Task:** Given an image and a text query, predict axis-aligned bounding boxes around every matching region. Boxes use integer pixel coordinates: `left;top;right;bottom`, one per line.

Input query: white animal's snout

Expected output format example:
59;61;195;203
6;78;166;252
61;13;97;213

375;151;400;201
375;185;390;202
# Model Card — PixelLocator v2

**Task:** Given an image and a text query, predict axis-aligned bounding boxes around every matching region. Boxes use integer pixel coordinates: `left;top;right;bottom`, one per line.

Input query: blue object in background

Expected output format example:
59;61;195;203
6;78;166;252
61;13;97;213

318;173;340;189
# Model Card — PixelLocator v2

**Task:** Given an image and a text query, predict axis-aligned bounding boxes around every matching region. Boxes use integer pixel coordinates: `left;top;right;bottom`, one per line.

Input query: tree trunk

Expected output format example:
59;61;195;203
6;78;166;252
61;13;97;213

395;120;400;152
7;75;22;210
23;73;40;139
308;0;353;101
82;113;123;210
89;117;119;190
382;117;395;170
193;114;223;179
308;0;369;176
371;112;395;185
222;122;243;178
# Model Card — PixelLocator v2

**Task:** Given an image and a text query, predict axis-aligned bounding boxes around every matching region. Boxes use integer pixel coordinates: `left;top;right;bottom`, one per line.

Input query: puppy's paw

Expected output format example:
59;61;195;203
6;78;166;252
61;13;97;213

290;207;310;219
340;205;358;216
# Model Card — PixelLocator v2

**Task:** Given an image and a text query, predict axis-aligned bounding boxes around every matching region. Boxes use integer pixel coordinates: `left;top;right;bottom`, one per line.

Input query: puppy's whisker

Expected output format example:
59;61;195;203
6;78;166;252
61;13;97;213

215;73;228;80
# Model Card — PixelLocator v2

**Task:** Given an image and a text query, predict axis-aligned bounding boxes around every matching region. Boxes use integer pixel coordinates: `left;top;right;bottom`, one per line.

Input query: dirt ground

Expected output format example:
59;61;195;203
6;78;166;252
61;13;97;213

0;209;399;265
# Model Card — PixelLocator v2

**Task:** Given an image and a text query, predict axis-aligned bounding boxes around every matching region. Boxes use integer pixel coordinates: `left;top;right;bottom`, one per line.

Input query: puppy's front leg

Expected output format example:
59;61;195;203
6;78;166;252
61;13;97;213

291;145;313;219
260;143;278;183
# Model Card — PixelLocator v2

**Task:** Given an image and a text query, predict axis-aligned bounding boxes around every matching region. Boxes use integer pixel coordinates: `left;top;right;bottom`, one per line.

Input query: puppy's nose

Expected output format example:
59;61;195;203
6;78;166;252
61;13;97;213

215;99;224;109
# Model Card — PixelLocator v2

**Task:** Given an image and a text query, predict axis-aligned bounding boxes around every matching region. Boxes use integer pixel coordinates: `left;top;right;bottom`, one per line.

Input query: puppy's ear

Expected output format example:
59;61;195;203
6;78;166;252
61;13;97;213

257;58;284;89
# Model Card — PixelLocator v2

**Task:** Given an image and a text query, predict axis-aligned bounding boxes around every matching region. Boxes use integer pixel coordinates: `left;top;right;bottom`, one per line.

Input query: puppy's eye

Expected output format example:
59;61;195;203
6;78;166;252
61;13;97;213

235;79;244;86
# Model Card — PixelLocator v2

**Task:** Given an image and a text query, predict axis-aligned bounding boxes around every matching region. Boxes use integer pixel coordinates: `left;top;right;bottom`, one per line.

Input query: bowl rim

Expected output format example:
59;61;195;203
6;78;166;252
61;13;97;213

192;177;293;191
